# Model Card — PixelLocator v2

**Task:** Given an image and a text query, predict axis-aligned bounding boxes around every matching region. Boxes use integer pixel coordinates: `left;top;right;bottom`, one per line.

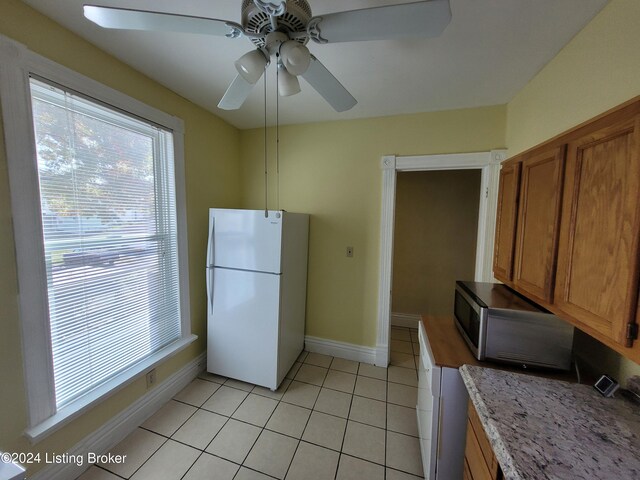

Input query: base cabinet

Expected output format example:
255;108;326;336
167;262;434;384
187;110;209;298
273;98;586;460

464;401;503;480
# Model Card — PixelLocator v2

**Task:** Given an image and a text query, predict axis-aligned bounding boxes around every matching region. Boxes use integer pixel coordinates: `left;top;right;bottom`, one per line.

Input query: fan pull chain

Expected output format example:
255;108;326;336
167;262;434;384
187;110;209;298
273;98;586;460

264;68;268;218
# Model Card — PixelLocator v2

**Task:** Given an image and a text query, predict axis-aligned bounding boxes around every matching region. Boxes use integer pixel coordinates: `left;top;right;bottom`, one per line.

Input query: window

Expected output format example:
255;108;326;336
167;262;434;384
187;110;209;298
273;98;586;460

0;37;193;441
31;78;182;408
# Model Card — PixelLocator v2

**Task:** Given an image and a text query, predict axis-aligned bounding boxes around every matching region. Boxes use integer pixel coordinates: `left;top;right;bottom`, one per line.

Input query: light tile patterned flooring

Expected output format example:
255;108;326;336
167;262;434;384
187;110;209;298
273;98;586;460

77;327;422;480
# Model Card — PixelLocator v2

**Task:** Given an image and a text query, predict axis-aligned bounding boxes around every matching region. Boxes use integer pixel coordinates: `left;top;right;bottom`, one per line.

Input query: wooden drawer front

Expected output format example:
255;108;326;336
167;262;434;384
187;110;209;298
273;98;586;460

513;146;565;303
493;162;521;282
555;115;640;345
463;458;473;480
467;401;500;476
465;419;494;480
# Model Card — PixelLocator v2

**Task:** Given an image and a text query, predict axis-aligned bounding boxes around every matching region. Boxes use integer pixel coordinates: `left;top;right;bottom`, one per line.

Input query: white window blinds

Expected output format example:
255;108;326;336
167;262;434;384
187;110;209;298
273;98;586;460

30;78;182;408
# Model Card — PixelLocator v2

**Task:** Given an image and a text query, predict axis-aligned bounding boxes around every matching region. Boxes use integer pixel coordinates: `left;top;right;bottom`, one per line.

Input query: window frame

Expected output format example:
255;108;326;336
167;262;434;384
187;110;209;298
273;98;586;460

0;35;194;443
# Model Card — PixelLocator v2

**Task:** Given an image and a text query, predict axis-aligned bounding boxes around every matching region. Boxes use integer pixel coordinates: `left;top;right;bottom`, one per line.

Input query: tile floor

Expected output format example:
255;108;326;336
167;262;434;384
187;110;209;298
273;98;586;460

77;326;422;480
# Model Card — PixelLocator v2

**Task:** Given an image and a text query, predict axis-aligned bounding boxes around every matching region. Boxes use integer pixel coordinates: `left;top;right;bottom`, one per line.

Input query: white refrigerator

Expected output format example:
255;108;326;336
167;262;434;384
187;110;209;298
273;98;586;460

206;209;309;390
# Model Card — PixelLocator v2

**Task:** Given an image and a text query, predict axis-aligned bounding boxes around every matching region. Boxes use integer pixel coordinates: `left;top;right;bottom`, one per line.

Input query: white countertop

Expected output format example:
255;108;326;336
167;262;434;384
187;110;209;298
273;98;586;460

460;365;640;480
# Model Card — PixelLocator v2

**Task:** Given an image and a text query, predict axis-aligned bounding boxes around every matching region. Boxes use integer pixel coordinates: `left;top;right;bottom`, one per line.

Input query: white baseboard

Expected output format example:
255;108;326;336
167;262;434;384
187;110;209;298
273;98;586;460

304;336;377;365
391;312;421;329
31;352;206;480
375;344;389;368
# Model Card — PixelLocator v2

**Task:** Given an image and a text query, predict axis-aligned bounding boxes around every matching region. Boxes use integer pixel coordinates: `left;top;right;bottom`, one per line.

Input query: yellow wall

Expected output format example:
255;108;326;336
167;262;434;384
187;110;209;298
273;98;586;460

4;0;639;468
239;107;506;346
506;0;640;155
0;0;241;472
505;0;640;380
392;170;481;317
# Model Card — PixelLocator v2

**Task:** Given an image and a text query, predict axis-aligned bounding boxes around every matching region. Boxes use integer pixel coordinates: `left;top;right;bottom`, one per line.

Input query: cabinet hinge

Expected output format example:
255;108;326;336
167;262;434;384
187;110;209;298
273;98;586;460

626;322;639;341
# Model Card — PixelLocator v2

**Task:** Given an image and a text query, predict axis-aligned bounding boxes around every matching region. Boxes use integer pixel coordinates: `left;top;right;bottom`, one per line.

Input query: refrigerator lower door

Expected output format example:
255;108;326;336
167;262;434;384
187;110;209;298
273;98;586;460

207;267;281;389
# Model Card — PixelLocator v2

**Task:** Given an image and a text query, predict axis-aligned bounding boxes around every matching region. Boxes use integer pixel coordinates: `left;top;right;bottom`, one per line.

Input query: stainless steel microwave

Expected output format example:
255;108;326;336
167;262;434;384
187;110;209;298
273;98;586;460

454;281;574;370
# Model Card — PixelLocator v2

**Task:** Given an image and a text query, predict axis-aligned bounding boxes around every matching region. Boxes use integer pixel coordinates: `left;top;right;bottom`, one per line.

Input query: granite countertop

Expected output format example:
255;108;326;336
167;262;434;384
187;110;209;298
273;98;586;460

460;365;640;480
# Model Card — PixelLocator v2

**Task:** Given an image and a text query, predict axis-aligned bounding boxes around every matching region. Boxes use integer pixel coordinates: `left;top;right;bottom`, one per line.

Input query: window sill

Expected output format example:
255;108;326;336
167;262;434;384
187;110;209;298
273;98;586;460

25;334;197;444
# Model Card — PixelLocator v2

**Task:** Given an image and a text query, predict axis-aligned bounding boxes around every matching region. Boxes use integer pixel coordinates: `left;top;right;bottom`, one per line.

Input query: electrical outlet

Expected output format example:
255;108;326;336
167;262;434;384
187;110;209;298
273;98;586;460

346;246;354;258
146;369;156;389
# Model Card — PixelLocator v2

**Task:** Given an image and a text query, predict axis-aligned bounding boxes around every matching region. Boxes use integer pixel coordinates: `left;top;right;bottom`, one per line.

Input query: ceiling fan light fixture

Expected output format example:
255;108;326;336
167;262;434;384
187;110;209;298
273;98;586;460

279;41;311;76
235;49;269;84
277;63;301;96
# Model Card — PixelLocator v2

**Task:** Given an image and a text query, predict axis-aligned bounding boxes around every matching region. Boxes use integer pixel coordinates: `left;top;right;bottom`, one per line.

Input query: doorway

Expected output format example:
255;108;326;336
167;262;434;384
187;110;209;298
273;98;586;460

375;151;505;366
392;169;481;322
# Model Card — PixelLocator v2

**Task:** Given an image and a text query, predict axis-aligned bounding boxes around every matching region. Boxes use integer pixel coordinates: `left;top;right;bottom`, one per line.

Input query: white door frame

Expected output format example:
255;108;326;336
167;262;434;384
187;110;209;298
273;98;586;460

375;151;506;366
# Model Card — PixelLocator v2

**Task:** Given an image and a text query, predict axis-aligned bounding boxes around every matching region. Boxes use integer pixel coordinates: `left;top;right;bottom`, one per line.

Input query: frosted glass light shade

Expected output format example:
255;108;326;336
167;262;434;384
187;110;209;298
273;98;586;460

278;64;301;96
235;50;268;84
279;41;311;76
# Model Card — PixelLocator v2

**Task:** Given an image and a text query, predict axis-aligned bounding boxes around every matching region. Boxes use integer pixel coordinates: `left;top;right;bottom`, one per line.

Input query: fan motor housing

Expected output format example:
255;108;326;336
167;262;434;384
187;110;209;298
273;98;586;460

241;0;312;47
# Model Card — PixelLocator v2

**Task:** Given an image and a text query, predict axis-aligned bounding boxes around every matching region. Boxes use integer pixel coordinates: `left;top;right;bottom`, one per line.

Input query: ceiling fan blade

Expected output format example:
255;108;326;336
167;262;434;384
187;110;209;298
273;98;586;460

218;74;256;110
301;55;357;112
83;4;243;37
308;0;451;43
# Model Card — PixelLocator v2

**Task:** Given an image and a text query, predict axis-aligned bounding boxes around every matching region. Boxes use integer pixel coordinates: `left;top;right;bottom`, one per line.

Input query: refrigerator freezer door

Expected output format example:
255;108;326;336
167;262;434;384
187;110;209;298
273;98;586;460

208;209;282;274
207;267;281;388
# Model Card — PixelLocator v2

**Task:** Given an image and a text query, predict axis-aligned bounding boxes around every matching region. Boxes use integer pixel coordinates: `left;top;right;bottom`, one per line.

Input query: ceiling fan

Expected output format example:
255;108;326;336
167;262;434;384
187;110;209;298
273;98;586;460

83;0;452;112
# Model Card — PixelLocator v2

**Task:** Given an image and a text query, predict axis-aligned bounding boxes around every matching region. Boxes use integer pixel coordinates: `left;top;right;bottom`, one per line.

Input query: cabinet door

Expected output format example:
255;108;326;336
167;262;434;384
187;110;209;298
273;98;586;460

464;420;494;480
513;146;566;303
463;459;473;480
464;401;501;480
555;114;640;346
493;162;521;283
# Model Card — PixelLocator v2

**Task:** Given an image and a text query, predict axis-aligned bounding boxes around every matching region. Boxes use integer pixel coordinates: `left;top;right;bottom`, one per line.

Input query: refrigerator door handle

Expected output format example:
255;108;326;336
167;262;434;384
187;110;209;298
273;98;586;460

206;217;215;267
206;267;214;314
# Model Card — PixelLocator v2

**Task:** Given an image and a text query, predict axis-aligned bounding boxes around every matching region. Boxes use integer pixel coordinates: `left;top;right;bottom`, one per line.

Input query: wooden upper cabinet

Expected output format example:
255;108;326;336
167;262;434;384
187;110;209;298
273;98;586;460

492;97;640;359
512;146;566;303
554;113;640;347
493;161;520;283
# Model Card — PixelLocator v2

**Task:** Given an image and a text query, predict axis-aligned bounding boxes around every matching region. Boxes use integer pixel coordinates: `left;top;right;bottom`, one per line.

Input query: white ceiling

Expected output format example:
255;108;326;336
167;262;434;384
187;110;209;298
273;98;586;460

22;0;609;130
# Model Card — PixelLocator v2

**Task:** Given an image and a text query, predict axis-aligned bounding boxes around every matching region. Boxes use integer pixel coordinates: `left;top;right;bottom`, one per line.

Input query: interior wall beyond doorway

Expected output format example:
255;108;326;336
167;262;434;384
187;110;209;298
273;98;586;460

392;170;481;317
